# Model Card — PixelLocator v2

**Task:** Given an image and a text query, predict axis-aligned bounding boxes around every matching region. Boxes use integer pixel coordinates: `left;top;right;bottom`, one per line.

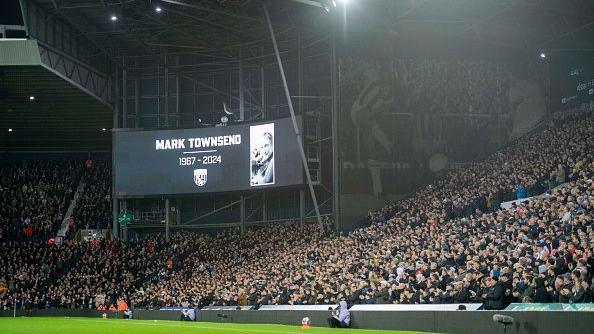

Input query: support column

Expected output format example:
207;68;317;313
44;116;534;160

262;3;323;229
240;195;245;234
331;30;341;232
165;198;170;241
112;67;120;239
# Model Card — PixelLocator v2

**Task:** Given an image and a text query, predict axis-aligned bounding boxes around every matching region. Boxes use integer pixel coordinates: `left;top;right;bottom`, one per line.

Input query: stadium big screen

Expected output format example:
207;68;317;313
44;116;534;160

550;52;594;111
114;117;303;196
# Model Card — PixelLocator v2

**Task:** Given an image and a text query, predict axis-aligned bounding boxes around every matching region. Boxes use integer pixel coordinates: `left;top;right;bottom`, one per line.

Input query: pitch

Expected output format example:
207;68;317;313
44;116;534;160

0;317;441;334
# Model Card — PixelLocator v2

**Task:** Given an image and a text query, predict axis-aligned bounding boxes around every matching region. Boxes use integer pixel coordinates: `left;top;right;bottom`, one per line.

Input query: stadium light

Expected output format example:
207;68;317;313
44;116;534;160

8;128;12;132
110;15;118;22
540;52;546;59
29;96;35;101
155;6;162;13
101;128;107;132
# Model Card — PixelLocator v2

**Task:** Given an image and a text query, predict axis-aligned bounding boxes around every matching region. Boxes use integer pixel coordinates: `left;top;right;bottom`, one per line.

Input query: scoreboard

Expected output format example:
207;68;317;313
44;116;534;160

550;52;594;111
113;117;303;197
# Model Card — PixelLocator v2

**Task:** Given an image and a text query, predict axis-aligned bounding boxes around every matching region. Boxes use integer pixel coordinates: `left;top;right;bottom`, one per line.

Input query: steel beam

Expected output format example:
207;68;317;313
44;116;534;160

112;66;120;239
262;3;323;229
127;5;235;60
331;30;340;231
37;41;112;108
164;7;259;40
160;0;261;23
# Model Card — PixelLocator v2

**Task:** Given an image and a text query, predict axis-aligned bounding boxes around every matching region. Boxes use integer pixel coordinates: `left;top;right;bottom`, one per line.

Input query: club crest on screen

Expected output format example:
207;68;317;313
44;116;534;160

193;169;208;187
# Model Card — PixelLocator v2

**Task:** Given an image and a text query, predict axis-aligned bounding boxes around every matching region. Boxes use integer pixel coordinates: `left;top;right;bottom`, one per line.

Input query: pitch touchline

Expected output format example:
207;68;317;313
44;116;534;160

182;150;218;154
66;318;299;334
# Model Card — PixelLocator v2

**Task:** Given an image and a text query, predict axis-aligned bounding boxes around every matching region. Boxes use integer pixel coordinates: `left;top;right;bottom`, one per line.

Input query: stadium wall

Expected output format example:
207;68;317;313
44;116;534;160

2;309;594;334
0;309;181;321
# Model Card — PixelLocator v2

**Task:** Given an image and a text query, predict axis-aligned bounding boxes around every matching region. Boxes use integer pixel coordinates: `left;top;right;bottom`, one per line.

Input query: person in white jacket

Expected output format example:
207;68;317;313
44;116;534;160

327;300;350;328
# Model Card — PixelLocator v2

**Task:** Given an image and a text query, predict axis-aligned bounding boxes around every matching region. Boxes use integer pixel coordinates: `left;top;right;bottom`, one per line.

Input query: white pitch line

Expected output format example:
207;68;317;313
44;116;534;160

65;318;300;334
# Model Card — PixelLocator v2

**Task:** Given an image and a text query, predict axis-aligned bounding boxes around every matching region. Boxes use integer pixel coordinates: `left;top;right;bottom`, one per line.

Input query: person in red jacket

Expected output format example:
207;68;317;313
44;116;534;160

24;225;33;238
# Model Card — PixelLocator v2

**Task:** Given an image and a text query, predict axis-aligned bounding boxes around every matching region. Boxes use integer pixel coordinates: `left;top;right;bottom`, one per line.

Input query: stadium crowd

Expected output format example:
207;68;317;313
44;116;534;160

0;112;592;311
0;161;80;242
70;161;112;232
393;59;511;116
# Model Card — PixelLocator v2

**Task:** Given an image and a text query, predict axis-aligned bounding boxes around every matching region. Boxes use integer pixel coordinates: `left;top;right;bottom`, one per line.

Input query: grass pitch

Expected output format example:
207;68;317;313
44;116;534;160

0;317;440;334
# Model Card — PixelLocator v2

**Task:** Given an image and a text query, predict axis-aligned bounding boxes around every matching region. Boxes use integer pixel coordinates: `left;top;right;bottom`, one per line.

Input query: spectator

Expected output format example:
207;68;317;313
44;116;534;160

0;112;591;310
328;300;350;328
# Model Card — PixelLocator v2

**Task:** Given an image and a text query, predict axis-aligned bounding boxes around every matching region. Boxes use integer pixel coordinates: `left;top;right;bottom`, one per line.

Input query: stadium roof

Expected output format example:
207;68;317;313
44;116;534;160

2;0;594;151
31;0;331;58
0;65;111;151
32;0;594;57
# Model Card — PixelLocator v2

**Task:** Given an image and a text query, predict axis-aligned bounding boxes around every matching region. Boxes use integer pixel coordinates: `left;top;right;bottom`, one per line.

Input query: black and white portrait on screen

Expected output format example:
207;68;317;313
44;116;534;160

250;123;275;186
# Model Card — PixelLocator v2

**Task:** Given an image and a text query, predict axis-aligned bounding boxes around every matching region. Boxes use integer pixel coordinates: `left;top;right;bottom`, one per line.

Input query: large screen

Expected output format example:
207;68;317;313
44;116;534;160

114;117;303;196
550;53;594;111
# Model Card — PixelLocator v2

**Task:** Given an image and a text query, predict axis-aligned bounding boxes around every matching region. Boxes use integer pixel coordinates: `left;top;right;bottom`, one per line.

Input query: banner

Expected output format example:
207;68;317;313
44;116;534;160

506;303;594;311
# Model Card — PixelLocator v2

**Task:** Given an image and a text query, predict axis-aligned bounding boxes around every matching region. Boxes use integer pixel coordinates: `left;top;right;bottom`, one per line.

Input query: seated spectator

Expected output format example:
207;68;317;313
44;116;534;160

180;308;196;321
328;300;350;328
